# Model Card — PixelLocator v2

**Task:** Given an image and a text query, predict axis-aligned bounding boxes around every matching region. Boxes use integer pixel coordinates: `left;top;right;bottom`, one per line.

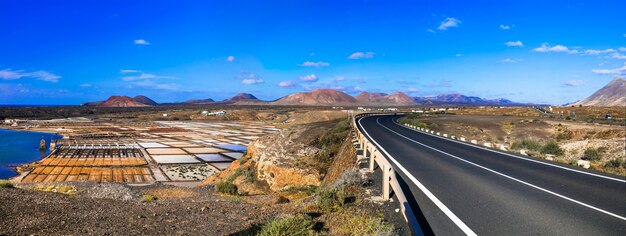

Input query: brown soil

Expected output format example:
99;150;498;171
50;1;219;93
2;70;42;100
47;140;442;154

0;184;277;235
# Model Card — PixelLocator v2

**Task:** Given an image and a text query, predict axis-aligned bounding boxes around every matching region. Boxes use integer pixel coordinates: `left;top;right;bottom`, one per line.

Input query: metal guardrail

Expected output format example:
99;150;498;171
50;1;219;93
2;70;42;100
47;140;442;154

352;113;422;235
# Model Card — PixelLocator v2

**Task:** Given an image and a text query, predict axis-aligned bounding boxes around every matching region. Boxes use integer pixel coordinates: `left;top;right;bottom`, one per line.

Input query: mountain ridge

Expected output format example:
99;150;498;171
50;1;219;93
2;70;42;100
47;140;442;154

574;77;625;107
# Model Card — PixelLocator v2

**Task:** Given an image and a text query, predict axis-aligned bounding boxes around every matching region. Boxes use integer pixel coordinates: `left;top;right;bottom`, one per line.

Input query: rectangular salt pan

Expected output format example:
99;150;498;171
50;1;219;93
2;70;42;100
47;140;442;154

138;142;169;148
196;154;233;162
151;155;201;164
221;152;244;160
216;144;247;152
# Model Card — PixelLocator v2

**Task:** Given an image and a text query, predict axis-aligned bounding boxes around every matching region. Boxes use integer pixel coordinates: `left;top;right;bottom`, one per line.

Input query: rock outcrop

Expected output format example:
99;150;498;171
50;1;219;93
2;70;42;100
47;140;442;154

247;127;323;191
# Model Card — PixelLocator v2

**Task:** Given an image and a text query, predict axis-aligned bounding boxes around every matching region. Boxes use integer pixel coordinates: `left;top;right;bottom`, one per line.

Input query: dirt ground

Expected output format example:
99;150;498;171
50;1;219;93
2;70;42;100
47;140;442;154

0;184;277;235
403;113;625;175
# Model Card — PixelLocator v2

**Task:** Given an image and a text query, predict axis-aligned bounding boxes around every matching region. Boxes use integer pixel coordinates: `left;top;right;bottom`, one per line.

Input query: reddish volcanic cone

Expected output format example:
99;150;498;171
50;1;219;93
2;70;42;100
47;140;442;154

272;89;357;105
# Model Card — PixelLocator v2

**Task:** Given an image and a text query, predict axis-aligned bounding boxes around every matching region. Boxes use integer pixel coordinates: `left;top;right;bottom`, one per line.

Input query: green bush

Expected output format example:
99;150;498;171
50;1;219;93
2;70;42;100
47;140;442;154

582;148;600;161
604;159;623;168
317;186;349;212
141;194;157;203
0;180;14;188
258;214;316;236
511;139;542;151
541;142;564;156
216;180;238;195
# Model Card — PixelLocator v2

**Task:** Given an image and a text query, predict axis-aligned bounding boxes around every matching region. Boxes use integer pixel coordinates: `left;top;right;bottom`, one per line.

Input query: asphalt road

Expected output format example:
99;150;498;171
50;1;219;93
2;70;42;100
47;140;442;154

357;115;626;235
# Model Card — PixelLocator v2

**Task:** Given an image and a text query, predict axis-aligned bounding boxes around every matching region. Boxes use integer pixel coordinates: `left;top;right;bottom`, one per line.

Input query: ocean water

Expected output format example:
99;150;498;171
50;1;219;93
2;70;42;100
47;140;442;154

0;129;62;179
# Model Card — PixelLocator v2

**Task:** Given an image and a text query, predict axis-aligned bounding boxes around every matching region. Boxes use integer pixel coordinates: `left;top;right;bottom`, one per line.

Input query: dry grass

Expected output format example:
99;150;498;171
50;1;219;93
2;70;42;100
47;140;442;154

452;107;541;117
146;187;196;199
551;106;625;120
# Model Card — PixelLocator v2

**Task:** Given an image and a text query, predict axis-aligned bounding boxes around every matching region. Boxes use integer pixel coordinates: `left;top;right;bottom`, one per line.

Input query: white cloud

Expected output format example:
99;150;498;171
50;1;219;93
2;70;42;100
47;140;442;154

426;29;436;33
335;76;346;81
456;54;463;57
438;17;461;30
227;56;235;62
299;61;330;67
533;43;578;54
404;88;419;94
120;69;141;73
0;68;60;82
505;41;524;47
79;83;92;87
122;72;176;81
278;80;298;88
119;70;179;90
498;58;520;63
611;53;626;59
395;80;416;85
592;65;626;76
238;72;263;85
129;80;178;91
348;52;375;59
299;74;318;82
134;39;150;45
563;80;585;87
584;49;616;55
619;47;626;52
500;24;511;30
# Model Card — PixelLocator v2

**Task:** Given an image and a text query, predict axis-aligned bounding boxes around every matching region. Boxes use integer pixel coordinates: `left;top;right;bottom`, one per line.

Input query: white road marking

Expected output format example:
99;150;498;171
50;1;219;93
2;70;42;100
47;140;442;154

358;116;477;236
391;118;626;183
376;117;626;221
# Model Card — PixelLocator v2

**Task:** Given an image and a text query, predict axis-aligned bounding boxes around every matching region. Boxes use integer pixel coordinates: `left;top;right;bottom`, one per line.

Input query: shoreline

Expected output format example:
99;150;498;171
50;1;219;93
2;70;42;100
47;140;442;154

0;128;62;180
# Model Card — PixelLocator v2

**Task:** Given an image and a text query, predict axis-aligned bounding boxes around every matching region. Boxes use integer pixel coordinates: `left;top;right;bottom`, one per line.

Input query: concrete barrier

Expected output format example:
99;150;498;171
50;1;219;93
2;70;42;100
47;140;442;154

483;143;492;148
471;140;478;144
460;137;466;141
443;134;448;137
353;113;420;234
499;145;508;151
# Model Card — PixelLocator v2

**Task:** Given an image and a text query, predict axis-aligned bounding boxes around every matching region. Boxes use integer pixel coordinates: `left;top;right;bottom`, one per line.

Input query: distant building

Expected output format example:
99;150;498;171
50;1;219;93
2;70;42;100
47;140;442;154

204;111;227;116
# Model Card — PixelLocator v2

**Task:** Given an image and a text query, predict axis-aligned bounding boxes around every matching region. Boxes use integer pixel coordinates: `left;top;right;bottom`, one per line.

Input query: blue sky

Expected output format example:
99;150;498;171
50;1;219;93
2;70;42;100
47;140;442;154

1;0;625;105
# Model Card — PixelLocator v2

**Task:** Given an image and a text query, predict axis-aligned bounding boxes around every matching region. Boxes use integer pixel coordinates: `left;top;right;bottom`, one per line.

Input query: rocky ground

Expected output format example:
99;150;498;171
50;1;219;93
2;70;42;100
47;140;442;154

0;183;277;235
400;113;625;176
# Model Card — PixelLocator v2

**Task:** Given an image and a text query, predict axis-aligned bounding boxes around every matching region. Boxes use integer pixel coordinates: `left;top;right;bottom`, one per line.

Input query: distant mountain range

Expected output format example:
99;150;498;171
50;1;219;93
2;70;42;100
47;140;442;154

79;77;626;107
84;90;527;107
574;77;625;107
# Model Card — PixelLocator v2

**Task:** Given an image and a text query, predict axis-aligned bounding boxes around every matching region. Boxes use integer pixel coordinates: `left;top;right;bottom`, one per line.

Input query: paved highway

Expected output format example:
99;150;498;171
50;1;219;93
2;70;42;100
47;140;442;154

357;115;626;235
